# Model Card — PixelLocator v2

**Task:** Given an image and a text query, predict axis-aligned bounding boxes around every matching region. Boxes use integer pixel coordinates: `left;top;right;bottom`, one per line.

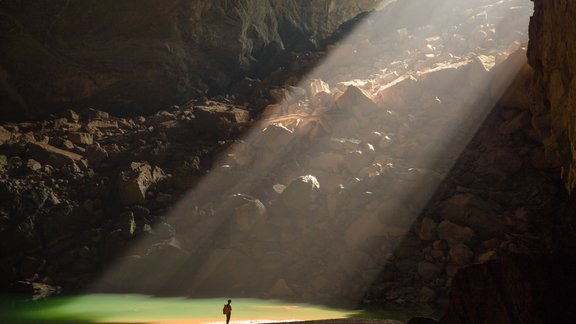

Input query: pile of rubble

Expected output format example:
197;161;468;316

0;0;560;314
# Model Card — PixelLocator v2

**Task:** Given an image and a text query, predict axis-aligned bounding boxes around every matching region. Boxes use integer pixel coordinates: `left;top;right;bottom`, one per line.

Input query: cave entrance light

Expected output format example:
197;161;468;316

88;0;533;316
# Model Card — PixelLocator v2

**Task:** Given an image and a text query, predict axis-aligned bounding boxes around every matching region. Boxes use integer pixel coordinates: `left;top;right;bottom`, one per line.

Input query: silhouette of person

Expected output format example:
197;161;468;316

223;299;232;324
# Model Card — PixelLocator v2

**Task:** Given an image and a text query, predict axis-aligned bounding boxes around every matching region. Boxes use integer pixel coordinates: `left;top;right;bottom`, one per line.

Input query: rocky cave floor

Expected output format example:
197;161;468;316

0;0;567;322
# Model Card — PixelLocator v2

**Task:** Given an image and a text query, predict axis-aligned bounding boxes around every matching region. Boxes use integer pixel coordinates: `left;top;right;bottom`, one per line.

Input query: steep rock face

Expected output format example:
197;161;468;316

528;0;576;192
0;0;379;119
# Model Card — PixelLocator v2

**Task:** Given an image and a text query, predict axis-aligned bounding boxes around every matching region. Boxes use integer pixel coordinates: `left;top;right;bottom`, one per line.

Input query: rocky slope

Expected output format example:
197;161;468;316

1;0;550;316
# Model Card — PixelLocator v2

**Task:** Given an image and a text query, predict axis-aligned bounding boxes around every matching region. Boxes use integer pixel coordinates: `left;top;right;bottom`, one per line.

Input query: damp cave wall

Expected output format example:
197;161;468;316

0;0;380;119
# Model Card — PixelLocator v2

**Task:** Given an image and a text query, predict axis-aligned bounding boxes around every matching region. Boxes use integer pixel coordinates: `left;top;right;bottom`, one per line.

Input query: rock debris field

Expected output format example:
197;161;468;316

0;0;564;315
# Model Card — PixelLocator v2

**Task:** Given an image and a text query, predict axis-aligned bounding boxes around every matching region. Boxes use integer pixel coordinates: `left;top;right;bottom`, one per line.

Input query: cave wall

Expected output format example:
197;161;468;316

0;0;379;119
528;0;576;192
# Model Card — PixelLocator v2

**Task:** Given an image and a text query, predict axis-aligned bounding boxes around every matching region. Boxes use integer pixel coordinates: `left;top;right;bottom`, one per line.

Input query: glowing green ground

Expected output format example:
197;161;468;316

0;294;353;323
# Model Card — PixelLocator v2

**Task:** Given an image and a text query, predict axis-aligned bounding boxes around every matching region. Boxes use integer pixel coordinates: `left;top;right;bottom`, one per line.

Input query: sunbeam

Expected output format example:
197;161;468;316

85;0;534;320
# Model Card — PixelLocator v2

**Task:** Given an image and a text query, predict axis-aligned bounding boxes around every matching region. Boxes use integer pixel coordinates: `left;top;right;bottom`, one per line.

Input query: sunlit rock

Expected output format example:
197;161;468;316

252;124;294;151
375;75;421;109
280;175;320;210
233;199;267;232
418;63;468;93
492;48;533;110
336;85;380;119
467;54;495;90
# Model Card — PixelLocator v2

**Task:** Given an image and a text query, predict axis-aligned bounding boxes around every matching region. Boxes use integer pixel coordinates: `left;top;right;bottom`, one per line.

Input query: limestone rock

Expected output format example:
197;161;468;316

280;175;320;210
68;132;94;145
336;85;380;118
234;199;267;232
193;104;249;132
252;124;294;151
117;162;166;205
26;142;86;168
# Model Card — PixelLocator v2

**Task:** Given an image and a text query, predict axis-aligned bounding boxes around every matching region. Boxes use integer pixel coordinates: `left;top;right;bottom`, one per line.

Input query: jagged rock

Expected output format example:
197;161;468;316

85;143;109;166
252;124;294;151
26;142;86;168
49;138;75;151
336;85;380;118
307;79;331;105
376;75;421;108
437;220;474;246
467;55;494;89
68;132;94;145
193;104;249;133
117;162;166;205
280;175;320;210
449;244;474;265
172;160;201;190
233;198;267;232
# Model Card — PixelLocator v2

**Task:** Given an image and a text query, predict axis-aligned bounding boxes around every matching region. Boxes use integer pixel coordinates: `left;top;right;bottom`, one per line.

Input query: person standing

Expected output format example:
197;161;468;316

223;299;232;324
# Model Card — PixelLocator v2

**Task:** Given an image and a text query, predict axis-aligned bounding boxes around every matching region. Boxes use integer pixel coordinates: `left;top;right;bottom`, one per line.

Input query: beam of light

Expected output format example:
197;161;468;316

86;0;533;318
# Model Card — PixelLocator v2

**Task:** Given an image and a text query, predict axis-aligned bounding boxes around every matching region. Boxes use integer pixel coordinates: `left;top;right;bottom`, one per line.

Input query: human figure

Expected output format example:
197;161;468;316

223;299;232;324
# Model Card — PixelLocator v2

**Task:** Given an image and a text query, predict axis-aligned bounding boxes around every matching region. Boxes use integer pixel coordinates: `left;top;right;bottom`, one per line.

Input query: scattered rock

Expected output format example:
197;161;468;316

280;175;320;210
26;142;86;168
117;162;166;205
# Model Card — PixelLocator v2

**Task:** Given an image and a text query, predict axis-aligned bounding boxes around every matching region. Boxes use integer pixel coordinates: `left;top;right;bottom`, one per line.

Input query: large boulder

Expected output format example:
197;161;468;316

117;162;166;205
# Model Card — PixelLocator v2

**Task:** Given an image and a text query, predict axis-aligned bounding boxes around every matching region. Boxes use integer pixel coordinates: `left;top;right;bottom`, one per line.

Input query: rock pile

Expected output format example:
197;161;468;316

0;0;557;314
